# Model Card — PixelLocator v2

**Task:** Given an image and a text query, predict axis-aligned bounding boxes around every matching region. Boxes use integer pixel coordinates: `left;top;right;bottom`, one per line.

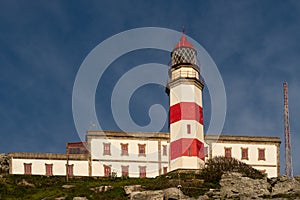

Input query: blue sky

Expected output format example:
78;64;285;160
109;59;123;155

0;1;299;175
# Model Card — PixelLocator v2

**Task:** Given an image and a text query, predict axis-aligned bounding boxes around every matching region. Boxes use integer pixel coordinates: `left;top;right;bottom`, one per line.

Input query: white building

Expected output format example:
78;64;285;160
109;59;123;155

9;33;281;178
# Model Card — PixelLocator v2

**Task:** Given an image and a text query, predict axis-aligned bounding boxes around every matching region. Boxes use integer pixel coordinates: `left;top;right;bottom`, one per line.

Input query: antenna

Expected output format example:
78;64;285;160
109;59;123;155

283;82;293;178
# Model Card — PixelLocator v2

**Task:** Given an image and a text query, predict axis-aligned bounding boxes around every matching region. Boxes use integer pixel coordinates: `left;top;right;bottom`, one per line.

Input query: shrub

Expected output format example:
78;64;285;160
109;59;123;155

199;156;263;183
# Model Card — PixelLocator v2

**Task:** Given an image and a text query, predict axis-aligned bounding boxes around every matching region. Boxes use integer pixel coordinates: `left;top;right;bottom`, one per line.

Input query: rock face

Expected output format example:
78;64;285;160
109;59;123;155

202;172;300;200
129;187;194;200
270;175;300;197
219;172;270;199
0;154;9;174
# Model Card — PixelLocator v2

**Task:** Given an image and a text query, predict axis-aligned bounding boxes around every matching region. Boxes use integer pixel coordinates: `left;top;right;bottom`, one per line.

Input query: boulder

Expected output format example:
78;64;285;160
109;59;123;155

17;179;35;187
124;185;143;195
130;190;164;200
90;185;113;192
163;187;187;199
62;184;75;189
73;197;88;200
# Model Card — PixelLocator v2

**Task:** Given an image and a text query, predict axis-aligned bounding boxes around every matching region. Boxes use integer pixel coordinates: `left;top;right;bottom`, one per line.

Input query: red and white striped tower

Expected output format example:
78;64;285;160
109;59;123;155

167;33;205;171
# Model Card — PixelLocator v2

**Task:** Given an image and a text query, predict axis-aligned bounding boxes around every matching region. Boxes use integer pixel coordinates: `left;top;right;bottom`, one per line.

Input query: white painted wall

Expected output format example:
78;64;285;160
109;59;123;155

170;84;202;106
171;67;199;80
170;157;204;171
11;158;89;176
90;138;169;177
210;142;278;177
92;161;166;178
170;120;204;141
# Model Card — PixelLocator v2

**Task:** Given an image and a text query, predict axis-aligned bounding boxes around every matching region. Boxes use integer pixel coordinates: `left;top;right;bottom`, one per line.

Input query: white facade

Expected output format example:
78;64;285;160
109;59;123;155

9;153;89;176
9;132;280;178
87;131;169;178
205;135;281;177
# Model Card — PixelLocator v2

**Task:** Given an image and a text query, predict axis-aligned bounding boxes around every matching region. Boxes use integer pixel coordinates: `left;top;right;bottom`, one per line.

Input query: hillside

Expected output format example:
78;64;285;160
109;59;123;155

1;172;300;200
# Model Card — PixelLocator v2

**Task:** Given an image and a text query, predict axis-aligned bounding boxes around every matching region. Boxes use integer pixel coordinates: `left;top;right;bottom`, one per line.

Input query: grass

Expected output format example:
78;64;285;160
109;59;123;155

0;173;212;199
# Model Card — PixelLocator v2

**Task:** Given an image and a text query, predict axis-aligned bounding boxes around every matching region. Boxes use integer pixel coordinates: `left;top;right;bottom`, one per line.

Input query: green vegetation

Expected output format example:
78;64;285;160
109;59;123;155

0;174;209;200
199;156;264;184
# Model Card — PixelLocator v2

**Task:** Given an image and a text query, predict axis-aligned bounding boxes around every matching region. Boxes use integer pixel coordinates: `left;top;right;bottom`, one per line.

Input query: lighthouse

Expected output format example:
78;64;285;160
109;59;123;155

167;33;205;171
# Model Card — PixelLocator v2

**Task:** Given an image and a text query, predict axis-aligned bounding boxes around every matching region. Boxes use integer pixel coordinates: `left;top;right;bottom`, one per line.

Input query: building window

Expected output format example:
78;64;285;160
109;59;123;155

67;164;73;177
163;167;168;174
45;164;53;176
103;143;111;155
162;145;167;156
121;165;129;177
187;124;191;134
138;144;146;156
121;143;129;156
258;148;265;160
205;146;209;157
241;148;248;160
259;169;267;176
24;163;32;175
139;166;146;178
104;165;111;177
224;147;232;158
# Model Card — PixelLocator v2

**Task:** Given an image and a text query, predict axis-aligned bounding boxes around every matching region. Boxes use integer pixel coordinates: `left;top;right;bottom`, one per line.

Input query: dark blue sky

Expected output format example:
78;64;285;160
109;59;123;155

1;1;299;175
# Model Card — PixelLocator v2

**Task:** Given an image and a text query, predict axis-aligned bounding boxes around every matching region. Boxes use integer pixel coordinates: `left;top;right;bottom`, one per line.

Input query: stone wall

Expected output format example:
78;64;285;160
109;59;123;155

0;153;9;174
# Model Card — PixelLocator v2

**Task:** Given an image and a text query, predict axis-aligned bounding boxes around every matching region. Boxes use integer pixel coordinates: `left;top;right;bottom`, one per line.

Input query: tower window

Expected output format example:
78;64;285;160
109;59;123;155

258;148;265;160
121;143;129;156
138;144;146;156
103;143;111;155
24;163;32;175
224;147;232;158
162;145;167;156
187;124;191;134
241;148;248;160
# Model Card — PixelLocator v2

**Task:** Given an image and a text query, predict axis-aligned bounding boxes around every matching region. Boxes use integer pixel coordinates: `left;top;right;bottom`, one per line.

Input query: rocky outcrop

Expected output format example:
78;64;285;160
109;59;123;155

0;154;9;174
270;175;300;197
124;185;143;195
17;179;35;187
220;172;270;198
201;172;300;200
128;187;194;200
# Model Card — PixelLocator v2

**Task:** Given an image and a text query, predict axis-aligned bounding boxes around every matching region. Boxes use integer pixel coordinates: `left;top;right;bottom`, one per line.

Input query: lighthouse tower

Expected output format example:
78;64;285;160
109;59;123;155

168;33;205;171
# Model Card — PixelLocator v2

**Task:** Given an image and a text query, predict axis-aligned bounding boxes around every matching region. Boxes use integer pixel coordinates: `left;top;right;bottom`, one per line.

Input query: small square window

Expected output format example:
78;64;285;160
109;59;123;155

45;164;53;176
121;165;129;177
138;144;146;156
24;163;32;175
225;147;232;158
104;165;111;177
139;166;146;178
163;167;168;174
121;143;129;156
67;164;73;177
162;145;167;156
241;148;248;160
205;146;209;157
103;143;111;155
187;124;191;134
258;148;265;160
